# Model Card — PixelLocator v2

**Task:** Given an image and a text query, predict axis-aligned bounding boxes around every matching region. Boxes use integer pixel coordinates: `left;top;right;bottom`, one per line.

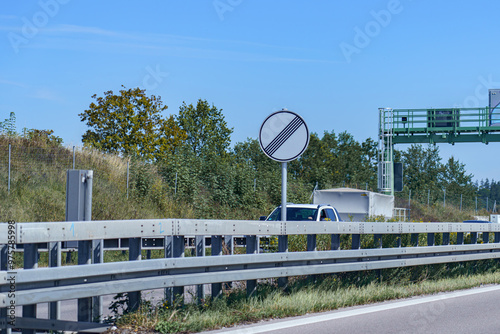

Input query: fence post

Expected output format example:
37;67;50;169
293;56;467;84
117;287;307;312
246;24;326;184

457;232;464;245
126;161;129;199
246;235;259;297
211;235;223;298
174;172;178;196
8;143;11;195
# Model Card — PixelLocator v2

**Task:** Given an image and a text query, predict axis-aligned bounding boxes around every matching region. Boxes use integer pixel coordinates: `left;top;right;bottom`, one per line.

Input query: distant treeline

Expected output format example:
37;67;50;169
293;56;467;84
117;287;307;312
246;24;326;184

1;87;497;220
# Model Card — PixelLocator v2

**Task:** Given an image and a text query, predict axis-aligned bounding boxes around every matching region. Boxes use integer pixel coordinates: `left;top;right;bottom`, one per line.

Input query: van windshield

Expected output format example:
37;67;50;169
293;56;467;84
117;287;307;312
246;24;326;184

267;207;318;221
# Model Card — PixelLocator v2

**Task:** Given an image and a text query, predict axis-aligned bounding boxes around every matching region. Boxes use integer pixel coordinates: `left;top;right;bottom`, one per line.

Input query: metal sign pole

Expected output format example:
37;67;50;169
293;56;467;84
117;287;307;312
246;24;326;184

259;109;309;288
281;162;287;222
278;162;288;287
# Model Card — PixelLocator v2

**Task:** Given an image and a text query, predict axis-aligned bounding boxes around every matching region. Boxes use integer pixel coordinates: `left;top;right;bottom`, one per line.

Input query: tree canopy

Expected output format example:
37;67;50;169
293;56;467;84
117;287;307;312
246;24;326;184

177;99;233;159
79;86;186;161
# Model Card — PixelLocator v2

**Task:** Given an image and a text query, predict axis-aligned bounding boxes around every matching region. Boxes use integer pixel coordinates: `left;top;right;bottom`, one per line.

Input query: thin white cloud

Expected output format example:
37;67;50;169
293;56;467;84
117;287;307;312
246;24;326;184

0;15;18;20
30;88;63;102
46;24;122;37
0;79;27;88
20;23;330;64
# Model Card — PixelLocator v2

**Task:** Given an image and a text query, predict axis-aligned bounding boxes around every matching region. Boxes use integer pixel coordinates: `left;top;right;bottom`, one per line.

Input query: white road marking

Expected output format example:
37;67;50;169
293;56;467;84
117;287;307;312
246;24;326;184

210;285;500;333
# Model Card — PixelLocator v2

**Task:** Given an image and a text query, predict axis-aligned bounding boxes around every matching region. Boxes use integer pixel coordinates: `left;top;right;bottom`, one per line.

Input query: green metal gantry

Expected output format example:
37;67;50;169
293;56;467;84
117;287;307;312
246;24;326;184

378;107;500;195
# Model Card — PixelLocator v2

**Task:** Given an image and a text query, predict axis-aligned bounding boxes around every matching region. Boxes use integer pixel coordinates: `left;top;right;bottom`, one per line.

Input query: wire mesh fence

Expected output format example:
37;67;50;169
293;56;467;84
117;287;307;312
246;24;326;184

0;141;498;216
0;142;129;196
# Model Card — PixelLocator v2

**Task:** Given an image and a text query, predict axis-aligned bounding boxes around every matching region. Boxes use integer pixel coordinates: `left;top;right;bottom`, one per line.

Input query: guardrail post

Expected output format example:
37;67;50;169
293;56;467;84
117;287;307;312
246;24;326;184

164;236;173;304
211;235;223;298
495;232;500;243
224;236;234;290
128;238;142;311
457;232;464;245
307;235;317;252
224;235;234;255
48;241;61;321
352;234;361;250
164;235;185;306
442;233;450;245
331;234;340;250
482;232;490;244
278;234;288;288
196;235;205;304
396;235;402;248
411;234;419;247
374;234;382;248
78;239;92;322
246;235;259;297
23;243;38;334
427;233;435;246
471;232;478;244
173;236;185;302
1;244;7;334
92;238;103;321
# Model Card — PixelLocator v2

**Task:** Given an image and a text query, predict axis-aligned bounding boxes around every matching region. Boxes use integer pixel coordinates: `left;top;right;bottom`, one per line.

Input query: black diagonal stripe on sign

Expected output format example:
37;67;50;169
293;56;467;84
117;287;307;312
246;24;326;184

265;116;304;156
265;116;303;156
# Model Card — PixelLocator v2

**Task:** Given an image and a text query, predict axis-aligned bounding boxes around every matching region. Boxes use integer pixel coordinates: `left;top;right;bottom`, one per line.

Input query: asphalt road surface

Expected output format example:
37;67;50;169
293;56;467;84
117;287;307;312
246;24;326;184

204;285;500;334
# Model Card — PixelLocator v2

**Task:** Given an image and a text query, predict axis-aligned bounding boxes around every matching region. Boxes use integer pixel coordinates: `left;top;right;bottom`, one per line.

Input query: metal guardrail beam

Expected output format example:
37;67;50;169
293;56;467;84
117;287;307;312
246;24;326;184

2;220;499;244
2;243;500;306
2;219;500;332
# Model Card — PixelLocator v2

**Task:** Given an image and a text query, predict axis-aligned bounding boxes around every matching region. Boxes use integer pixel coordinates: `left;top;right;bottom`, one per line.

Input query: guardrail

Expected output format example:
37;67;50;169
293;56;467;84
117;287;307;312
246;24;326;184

2;219;500;333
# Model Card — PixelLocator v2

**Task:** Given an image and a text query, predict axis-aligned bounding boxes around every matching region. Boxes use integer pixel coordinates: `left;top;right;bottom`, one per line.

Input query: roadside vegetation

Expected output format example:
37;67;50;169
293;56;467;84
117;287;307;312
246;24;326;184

112;261;500;333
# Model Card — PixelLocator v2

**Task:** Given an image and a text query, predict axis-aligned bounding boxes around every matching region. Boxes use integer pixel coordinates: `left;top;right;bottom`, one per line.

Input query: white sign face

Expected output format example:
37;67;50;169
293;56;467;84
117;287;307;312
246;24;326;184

259;110;309;162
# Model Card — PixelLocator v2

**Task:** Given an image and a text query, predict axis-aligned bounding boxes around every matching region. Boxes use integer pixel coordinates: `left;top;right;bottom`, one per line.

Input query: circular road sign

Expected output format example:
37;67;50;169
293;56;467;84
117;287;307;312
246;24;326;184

259;109;309;162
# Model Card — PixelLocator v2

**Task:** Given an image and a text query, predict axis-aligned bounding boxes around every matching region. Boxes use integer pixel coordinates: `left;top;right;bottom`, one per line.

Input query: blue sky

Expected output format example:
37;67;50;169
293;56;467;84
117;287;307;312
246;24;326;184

1;0;499;182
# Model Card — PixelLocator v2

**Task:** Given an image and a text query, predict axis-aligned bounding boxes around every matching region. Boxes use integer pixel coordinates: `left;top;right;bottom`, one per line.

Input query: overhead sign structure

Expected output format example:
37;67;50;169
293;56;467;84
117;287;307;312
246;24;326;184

259;109;309;162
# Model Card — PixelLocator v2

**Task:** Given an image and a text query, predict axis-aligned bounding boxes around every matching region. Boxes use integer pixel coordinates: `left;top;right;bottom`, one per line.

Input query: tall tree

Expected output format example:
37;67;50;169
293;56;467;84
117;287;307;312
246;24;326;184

441;156;476;207
79;86;186;161
400;144;442;196
177;99;233;158
0;112;16;136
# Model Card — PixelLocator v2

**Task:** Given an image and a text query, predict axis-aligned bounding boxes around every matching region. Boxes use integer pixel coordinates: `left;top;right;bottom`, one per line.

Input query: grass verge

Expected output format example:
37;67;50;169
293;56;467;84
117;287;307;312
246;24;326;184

109;261;500;333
